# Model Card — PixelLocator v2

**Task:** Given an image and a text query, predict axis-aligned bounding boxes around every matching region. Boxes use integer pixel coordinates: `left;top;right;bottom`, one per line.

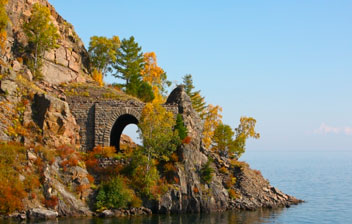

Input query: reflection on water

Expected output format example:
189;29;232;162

3;208;287;224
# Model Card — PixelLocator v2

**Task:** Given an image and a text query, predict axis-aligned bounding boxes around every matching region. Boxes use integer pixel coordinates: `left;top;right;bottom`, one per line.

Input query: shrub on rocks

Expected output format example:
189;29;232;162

95;176;137;211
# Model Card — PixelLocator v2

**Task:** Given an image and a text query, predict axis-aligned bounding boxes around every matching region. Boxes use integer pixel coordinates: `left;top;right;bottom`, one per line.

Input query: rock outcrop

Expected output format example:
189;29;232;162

152;85;302;213
151;85;229;213
31;93;80;147
4;0;91;85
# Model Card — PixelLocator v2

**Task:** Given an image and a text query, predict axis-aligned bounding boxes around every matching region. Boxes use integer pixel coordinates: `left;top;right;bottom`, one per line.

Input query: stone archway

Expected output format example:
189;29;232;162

99;107;142;150
110;114;139;151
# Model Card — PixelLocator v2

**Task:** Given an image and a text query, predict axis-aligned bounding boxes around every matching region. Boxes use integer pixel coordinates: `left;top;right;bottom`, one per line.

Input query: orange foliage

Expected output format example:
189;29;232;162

87;174;95;184
92;69;104;86
150;177;169;199
43;196;58;209
170;153;179;162
173;176;180;184
141;52;166;103
253;169;262;176
56;145;76;158
30;192;36;199
0;183;26;214
228;189;239;199
164;162;177;173
89;145;116;158
0;142;27;214
34;157;44;175
76;184;90;194
219;166;229;174
193;186;199;193
56;145;81;172
84;146;119;179
182;136;192;144
0;30;6;51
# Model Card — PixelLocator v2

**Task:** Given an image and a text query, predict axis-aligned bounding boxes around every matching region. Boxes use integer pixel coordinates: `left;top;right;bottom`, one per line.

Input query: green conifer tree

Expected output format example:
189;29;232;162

182;74;207;119
113;36;144;86
113;36;154;102
175;114;188;140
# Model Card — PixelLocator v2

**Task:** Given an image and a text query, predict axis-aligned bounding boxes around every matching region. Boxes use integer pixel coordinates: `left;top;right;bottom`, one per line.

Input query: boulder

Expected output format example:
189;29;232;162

27;208;58;220
99;210;114;218
31;93;80;147
0;79;17;95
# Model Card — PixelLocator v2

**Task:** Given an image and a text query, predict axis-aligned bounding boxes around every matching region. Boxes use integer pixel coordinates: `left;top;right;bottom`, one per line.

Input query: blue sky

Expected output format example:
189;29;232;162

50;0;352;151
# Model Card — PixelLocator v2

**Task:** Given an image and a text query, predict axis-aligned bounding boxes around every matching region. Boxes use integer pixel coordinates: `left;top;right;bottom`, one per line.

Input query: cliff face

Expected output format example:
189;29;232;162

157;86;229;213
4;0;90;84
0;0;94;219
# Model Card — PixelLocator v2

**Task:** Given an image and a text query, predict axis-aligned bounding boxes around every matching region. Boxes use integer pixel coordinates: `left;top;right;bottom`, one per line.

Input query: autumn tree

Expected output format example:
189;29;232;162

182;74;207;119
88;35;120;76
231;117;260;158
113;36;154;102
91;69;104;87
23;3;59;79
141;52;171;102
138;102;180;173
212;124;235;156
202;104;223;149
0;0;8;51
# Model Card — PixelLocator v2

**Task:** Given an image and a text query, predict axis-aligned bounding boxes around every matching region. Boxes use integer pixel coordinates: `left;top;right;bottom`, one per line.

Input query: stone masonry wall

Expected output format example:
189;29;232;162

67;96;178;151
67;97;96;151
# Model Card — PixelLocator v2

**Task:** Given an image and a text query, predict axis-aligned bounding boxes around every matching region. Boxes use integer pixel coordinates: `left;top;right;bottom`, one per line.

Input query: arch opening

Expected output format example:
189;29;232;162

110;114;139;151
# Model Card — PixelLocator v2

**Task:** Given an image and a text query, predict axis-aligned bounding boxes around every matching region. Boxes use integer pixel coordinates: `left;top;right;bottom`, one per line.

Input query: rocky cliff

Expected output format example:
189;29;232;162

152;86;301;214
4;0;90;84
0;0;301;221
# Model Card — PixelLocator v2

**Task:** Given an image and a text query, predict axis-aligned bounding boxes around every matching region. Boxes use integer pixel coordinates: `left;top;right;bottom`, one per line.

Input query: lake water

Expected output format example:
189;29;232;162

4;149;352;224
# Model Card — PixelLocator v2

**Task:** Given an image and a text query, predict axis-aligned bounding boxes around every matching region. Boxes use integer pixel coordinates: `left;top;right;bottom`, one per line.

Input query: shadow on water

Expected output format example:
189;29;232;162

2;208;287;224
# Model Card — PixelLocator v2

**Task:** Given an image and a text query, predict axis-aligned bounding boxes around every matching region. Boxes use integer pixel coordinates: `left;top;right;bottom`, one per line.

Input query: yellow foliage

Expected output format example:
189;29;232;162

228;188;239;199
202;104;223;149
92;69;104;86
0;0;8;51
0;30;6;51
141;52;167;103
0;142;41;214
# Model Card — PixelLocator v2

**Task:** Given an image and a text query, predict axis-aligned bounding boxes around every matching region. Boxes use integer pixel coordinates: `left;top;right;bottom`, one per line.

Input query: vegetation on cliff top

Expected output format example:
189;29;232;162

23;3;59;79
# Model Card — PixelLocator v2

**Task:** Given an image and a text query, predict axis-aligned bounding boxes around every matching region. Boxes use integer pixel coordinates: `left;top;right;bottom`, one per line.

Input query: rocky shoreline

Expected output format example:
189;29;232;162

0;0;302;221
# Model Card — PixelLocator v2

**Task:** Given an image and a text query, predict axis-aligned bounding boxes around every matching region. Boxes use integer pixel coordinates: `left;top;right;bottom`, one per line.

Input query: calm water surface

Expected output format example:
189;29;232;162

4;150;352;224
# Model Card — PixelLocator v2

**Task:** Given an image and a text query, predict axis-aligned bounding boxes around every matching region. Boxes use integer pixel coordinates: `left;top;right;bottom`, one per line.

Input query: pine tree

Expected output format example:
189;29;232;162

125;74;154;102
182;74;207;119
175;114;188;140
113;36;144;86
112;36;154;102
